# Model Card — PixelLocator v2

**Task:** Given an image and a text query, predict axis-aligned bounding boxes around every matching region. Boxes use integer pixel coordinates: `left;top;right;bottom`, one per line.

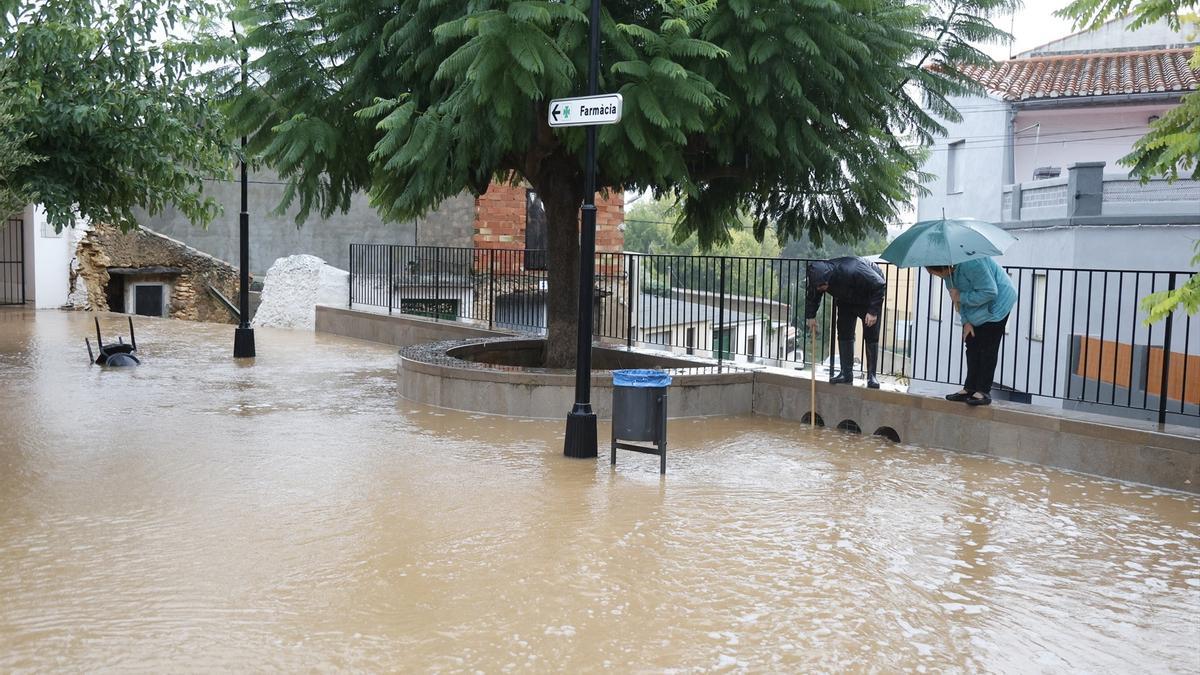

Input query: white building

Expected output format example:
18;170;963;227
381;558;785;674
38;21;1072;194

912;18;1200;424
634;290;795;367
0;206;80;309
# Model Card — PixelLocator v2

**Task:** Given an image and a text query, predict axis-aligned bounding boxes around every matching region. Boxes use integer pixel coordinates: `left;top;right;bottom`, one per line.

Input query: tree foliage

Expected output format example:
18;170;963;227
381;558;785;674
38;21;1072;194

624;195;782;300
623;196;780;258
624;194;888;331
230;0;1015;365
0;0;233;231
1059;0;1200;322
233;0;1014;243
0;87;38;218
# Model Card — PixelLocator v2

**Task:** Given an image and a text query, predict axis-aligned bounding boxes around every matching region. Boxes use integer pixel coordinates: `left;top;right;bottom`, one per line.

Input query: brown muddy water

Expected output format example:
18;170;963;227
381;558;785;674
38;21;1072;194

1;310;1197;672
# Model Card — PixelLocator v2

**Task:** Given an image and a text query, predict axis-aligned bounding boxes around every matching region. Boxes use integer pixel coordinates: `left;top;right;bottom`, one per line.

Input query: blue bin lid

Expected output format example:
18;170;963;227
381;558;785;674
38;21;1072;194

612;369;672;387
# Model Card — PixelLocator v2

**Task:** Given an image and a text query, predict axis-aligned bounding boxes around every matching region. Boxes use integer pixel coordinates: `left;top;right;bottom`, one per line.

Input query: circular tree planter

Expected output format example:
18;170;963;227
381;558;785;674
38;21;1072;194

398;338;755;419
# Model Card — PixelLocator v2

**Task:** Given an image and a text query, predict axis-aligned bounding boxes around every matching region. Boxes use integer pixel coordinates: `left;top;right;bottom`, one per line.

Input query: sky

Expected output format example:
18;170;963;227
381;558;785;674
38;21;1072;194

984;4;1082;60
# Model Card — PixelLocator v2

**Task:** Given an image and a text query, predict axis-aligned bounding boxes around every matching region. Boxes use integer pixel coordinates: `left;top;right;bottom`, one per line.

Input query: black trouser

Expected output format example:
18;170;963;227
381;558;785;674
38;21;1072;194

835;303;880;345
963;315;1008;395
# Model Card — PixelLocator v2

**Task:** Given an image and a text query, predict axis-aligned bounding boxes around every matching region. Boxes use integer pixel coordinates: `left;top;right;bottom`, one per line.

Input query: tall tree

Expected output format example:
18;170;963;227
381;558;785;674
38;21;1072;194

623;197;780;258
0;88;38;218
1059;0;1199;321
625;195;886;327
0;0;233;231
231;0;1015;367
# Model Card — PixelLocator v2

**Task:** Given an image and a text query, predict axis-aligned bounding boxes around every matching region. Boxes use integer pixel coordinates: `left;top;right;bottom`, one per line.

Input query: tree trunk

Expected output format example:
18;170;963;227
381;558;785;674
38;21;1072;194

532;167;584;369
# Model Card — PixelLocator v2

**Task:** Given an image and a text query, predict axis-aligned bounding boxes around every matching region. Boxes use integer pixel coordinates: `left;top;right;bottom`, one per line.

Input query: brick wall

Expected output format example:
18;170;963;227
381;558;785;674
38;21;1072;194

595;192;624;255
474;184;528;252
472;182;628;336
473;183;624;255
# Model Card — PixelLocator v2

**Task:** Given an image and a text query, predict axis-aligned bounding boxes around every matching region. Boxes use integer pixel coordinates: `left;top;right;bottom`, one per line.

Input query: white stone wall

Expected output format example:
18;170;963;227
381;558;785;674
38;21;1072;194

23;204;79;309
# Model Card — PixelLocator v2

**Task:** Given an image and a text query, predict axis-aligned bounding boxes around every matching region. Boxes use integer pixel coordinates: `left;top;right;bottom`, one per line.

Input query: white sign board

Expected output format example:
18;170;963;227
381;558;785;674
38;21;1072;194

547;94;623;128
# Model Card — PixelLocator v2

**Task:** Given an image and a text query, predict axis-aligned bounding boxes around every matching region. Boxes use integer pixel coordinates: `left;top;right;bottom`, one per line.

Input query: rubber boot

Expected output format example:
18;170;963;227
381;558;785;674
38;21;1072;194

865;343;880;389
830;340;855;384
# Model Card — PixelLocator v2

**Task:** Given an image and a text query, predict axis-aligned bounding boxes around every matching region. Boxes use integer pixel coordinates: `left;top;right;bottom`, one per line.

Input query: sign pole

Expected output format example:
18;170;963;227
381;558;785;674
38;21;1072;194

564;0;602;458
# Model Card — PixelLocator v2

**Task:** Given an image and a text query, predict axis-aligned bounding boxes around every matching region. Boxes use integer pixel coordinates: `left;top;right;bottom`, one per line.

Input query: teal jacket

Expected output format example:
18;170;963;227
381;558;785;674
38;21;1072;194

947;258;1017;326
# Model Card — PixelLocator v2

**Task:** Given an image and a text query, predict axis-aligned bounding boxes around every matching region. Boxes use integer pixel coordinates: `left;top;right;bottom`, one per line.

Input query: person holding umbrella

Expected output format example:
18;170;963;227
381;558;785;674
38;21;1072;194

805;257;887;388
881;217;1018;407
925;258;1016;406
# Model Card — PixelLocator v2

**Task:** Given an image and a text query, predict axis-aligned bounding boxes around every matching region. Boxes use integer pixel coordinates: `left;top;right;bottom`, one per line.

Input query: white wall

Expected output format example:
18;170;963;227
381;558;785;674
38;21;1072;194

916;93;1010;223
1001;224;1199;271
124;278;174;317
919;98;1183;222
23;205;77;309
1012;105;1170;184
1020;16;1195;56
635;316;795;366
639;320;713;354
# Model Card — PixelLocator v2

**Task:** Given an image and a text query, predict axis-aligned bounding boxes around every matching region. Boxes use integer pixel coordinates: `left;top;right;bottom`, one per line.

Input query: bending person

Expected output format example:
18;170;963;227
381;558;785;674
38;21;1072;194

805;257;887;388
926;258;1017;406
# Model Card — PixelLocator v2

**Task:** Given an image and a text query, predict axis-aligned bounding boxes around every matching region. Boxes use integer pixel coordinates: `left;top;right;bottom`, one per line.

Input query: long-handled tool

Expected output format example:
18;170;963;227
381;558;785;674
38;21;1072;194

810;327;817;428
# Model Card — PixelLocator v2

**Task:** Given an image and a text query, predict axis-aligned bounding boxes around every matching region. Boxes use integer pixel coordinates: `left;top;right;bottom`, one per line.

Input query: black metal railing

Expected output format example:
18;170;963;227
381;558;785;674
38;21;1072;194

0;217;25;305
349;244;1197;422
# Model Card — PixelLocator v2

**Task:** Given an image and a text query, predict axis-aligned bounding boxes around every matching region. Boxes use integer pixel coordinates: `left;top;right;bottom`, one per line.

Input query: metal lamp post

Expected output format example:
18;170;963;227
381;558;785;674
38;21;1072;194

563;0;603;458
233;36;256;359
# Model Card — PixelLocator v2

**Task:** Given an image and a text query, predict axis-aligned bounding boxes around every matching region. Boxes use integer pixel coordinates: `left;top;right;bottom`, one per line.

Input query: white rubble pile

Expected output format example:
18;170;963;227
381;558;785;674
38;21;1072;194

252;254;348;330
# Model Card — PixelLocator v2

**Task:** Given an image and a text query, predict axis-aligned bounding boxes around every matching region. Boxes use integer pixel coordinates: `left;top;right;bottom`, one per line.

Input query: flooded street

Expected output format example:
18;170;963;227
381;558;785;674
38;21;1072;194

1;309;1197;671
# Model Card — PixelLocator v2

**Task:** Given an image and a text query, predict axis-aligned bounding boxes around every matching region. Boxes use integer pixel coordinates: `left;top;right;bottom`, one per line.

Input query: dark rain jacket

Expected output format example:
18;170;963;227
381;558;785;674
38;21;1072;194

804;257;887;319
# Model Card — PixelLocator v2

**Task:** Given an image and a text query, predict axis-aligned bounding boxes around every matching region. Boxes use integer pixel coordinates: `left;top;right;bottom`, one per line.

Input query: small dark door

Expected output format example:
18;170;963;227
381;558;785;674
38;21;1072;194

105;275;125;313
134;285;164;317
712;327;732;359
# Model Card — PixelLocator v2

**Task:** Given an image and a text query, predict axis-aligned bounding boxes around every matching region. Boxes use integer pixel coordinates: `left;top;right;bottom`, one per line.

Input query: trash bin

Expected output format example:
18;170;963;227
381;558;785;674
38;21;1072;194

611;369;671;473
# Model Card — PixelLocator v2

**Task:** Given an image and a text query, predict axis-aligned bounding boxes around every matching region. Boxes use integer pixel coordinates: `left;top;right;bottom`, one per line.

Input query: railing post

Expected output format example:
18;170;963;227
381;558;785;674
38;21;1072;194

348;244;354;307
488;249;496;330
626;254;635;349
1158;272;1177;425
386;245;393;315
434;246;442;321
717;257;726;367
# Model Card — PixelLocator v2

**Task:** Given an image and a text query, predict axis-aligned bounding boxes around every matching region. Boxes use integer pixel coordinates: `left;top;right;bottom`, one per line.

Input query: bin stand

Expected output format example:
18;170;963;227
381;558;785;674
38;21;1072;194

611;391;668;474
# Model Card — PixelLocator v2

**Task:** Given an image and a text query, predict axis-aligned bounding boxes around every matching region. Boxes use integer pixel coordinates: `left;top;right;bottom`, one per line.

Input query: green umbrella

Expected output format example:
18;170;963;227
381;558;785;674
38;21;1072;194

880;217;1017;268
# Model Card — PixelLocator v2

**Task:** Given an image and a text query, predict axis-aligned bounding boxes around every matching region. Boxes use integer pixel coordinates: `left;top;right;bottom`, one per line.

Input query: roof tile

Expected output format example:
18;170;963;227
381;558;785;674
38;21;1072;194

959;47;1198;101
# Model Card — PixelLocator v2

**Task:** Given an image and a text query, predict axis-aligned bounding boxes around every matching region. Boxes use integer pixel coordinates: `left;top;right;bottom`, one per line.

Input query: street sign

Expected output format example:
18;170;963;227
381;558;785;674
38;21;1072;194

548;94;623;128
